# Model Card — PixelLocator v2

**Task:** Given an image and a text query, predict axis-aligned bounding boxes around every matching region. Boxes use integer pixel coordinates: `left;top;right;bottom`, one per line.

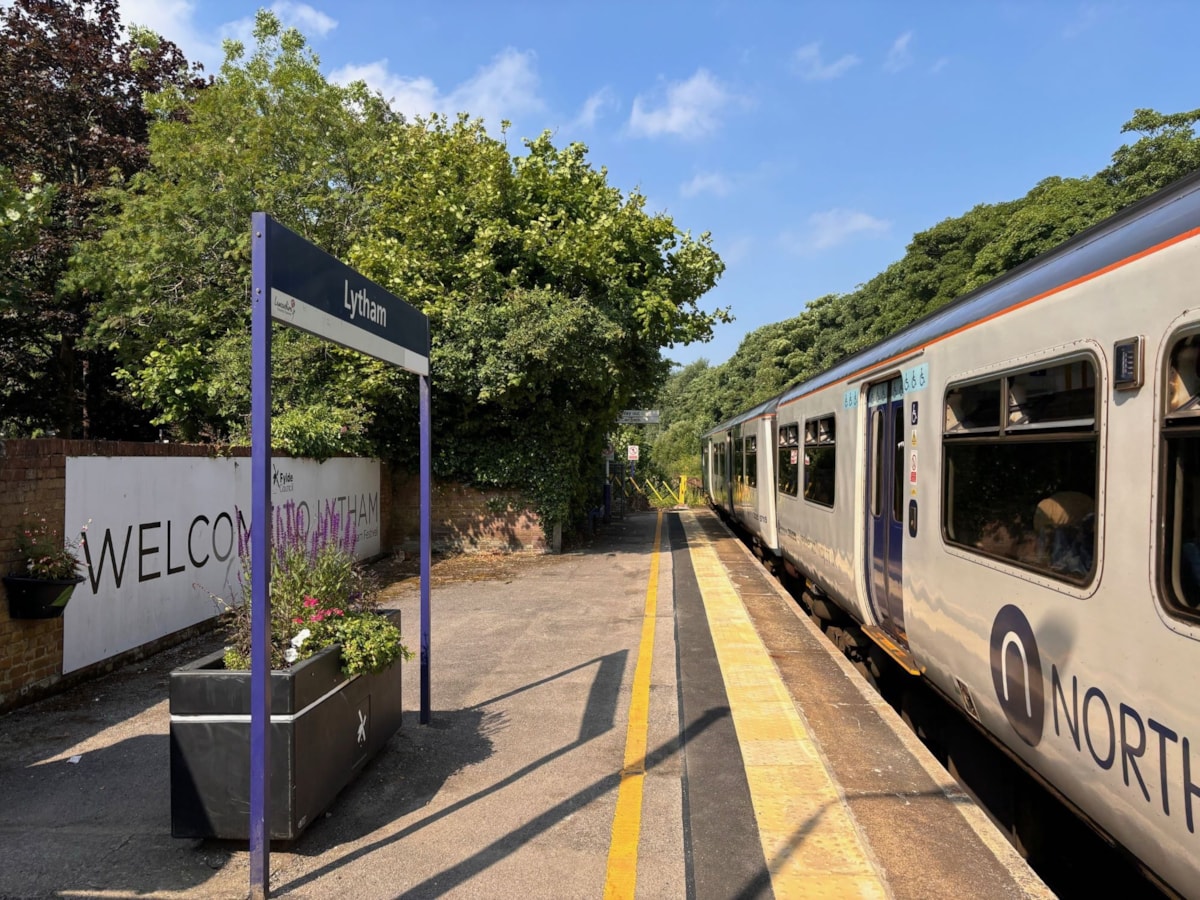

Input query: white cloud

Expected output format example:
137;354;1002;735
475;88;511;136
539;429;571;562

792;43;860;81
781;208;890;253
118;1;336;71
274;1;336;37
681;172;732;198
220;2;337;47
332;48;544;130
118;0;222;68
929;57;950;75
332;62;438;112
628;69;739;139
884;31;914;73
572;87;619;129
719;236;753;266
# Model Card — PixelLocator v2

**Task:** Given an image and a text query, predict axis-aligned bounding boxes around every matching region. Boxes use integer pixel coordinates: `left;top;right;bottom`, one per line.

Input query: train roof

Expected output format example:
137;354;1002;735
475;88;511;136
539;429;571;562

701;395;780;440
775;166;1200;407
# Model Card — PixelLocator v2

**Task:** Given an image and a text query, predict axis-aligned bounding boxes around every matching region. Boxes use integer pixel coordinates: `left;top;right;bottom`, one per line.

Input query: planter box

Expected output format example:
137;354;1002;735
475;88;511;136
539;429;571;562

3;574;85;619
169;613;404;840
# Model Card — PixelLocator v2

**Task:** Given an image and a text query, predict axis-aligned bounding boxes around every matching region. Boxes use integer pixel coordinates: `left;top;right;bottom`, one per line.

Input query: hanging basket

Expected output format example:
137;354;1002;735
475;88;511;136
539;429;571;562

2;574;85;619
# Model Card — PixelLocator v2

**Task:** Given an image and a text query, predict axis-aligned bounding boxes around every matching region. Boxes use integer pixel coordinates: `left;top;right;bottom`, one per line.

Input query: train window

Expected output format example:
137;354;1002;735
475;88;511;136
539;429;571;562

1159;335;1200;622
778;424;799;497
942;357;1098;584
871;410;883;517
893;410;905;523
734;438;744;481
1007;363;1096;430
805;415;836;507
945;380;1002;433
746;435;757;488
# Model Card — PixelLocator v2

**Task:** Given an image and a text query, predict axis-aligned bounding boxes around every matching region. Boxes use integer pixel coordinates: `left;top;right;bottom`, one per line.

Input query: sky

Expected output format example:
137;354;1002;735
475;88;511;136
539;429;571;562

114;0;1200;370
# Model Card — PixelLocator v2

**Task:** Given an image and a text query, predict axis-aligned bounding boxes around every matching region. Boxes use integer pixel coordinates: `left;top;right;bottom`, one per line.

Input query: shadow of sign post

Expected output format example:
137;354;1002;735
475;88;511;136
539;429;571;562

250;213;432;899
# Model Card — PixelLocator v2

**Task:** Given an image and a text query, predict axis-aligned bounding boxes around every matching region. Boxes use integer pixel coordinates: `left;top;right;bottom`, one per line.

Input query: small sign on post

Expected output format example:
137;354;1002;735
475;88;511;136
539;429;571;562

627;445;640;461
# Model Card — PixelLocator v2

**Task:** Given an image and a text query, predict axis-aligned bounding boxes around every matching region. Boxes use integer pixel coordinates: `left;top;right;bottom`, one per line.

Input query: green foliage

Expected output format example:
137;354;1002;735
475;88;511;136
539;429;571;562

72;16;727;530
318;612;413;676
1104;107;1200;203
350;117;726;527
73;11;395;452
214;500;409;676
652;106;1200;466
0;0;200;439
0;169;52;267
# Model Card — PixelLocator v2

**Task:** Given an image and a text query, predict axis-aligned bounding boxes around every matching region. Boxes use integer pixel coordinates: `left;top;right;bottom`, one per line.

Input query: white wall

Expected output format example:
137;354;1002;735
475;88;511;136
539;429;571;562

62;456;381;673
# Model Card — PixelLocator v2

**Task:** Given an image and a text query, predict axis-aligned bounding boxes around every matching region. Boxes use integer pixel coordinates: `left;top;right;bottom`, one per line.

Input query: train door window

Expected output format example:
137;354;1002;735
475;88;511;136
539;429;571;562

942;357;1098;584
871;409;884;516
804;415;836;507
1159;334;1200;623
734;437;744;482
893;418;905;522
778;424;799;496
745;435;758;488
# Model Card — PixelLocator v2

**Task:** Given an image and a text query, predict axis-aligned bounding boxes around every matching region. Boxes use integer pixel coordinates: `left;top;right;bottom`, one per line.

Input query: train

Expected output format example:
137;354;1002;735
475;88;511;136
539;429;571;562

701;168;1200;898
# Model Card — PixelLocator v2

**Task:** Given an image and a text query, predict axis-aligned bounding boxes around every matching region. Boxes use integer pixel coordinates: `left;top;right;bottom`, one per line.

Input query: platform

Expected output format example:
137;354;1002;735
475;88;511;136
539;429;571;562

0;509;1051;899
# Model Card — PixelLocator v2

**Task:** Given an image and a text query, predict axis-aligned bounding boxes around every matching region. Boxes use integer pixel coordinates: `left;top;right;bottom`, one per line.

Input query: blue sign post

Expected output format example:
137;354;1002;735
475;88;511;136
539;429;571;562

250;213;431;898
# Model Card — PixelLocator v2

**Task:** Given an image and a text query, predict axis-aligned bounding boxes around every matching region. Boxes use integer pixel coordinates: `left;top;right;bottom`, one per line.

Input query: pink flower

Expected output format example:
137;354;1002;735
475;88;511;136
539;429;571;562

303;597;319;608
293;616;304;624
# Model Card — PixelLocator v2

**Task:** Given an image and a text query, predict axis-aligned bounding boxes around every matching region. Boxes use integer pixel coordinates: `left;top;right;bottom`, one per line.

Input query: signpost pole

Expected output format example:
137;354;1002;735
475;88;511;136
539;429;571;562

249;213;272;899
247;214;432;885
419;373;432;725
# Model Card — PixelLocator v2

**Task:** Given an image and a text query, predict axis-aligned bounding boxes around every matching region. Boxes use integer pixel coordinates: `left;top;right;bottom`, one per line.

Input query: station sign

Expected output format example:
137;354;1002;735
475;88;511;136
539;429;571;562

617;409;660;424
264;216;430;376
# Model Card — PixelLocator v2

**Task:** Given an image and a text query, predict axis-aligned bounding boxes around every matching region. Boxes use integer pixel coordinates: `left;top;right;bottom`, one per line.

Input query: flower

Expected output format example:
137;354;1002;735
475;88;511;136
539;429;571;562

206;499;411;676
11;511;86;581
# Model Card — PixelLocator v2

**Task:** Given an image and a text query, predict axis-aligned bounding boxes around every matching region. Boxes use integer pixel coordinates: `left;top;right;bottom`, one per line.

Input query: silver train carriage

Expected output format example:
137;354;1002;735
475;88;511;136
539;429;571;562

702;397;779;555
701;169;1200;897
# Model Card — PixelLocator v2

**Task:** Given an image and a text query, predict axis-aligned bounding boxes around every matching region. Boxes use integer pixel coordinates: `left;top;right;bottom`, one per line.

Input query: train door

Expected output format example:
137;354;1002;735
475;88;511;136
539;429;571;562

866;377;907;642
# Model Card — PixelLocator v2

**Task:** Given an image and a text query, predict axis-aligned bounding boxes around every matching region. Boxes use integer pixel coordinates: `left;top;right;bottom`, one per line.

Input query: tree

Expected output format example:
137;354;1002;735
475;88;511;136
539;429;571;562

352;118;727;522
1104;107;1200;203
75;12;397;455
76;15;728;529
664;106;1200;462
0;0;201;437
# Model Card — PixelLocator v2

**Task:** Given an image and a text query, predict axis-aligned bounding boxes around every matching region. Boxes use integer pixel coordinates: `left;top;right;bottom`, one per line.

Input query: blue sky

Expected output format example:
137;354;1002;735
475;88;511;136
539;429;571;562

117;1;1199;369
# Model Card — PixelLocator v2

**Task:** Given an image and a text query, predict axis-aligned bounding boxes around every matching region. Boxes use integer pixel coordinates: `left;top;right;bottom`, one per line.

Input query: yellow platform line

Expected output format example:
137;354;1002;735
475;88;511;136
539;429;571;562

680;510;888;900
603;509;663;899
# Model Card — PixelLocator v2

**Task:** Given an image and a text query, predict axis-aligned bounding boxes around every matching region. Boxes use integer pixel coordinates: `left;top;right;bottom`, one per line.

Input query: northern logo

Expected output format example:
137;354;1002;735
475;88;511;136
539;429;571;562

989;604;1044;746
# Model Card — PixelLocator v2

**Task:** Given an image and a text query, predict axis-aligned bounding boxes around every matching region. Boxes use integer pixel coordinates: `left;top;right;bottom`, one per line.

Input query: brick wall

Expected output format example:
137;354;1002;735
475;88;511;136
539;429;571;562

387;468;554;554
0;440;233;713
2;441;550;713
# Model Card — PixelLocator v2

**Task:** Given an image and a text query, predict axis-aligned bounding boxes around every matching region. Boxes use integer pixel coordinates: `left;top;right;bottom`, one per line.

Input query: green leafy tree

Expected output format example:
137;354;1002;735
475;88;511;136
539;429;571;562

666;106;1200;458
74;12;397;451
0;0;201;438
352;118;727;524
75;15;728;530
1104;107;1200;203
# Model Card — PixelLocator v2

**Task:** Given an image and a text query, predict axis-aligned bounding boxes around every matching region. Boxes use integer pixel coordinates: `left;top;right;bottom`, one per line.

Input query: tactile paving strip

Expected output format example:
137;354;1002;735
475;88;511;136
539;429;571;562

680;510;888;899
